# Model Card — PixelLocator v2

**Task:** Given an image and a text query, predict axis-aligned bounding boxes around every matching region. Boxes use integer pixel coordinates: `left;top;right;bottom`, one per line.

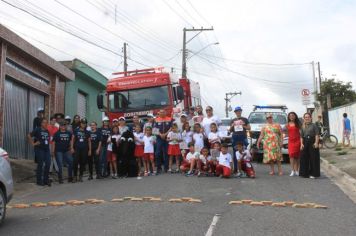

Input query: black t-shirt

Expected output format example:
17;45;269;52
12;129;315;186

32;117;42;131
53;130;72;152
73;129;90;150
30;127;50;150
100;127;111;147
230;117;250;137
90;130;102;149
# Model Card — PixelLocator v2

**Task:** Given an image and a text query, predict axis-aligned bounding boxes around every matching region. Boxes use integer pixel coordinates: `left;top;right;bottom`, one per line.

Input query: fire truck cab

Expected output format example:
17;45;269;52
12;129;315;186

97;67;201;122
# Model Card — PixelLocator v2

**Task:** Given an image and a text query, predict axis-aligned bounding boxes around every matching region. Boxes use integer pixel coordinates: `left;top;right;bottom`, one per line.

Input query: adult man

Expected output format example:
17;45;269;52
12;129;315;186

129;115;143;132
315;115;323;134
154;109;172;173
177;113;188;132
65;116;73;132
230;106;250;174
33;107;44;130
342;113;352;147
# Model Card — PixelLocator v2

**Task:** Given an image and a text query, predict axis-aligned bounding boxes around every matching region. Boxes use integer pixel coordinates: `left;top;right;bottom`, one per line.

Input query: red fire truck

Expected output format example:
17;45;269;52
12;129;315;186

97;67;201;122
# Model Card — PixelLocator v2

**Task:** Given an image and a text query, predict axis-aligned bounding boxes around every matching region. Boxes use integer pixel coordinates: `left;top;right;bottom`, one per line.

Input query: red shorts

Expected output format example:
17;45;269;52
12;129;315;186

216;164;231;178
180;159;195;171
106;151;116;162
134;145;144;157
168;144;181;156
143;153;154;161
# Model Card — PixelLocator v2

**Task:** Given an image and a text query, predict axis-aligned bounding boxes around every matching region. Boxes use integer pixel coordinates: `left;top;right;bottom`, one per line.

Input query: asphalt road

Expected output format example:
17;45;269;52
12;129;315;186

1;164;356;236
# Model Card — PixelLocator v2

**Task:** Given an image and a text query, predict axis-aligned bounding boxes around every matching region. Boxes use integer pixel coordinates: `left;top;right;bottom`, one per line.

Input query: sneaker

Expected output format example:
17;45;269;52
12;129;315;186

309;176;315;179
144;171;148;177
197;171;201;177
112;174;117;179
290;171;295;177
137;176;142;180
241;172;247;178
175;168;180;173
295;171;299;176
235;172;242;178
185;171;194;177
168;169;172;173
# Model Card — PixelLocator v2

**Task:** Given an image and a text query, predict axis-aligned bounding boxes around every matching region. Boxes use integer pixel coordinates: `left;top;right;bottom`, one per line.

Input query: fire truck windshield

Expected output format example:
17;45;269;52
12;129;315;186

108;85;170;112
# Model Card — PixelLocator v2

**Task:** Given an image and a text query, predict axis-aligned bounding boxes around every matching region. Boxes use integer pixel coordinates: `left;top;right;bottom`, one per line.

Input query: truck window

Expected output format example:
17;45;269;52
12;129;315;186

109;86;170;112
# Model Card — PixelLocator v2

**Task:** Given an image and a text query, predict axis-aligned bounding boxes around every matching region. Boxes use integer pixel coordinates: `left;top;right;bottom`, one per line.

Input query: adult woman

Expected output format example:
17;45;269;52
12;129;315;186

88;122;102;180
193;105;204;124
71;115;81;131
257;113;283;175
300;113;320;178
201;106;221;137
286;112;301;176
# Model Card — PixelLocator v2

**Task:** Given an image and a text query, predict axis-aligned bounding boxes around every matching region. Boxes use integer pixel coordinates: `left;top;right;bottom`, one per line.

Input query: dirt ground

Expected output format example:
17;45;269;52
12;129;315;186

320;146;356;179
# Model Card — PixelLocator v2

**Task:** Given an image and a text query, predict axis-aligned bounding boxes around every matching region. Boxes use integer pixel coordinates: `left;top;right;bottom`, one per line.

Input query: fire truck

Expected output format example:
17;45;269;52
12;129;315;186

97;67;201;122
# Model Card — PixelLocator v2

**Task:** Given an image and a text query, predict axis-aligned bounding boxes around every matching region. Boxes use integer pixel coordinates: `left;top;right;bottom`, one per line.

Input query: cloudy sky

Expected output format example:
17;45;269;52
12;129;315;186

1;0;355;117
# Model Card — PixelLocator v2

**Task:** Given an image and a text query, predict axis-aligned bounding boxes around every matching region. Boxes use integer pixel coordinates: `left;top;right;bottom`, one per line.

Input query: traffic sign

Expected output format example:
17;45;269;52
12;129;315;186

301;89;311;105
301;89;310;97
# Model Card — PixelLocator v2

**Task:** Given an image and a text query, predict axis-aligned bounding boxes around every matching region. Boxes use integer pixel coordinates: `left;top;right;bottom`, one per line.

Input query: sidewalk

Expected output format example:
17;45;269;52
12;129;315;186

320;147;356;203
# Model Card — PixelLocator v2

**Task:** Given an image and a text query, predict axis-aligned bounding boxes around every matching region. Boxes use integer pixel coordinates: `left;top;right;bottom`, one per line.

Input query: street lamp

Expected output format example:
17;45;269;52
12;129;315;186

187;42;219;60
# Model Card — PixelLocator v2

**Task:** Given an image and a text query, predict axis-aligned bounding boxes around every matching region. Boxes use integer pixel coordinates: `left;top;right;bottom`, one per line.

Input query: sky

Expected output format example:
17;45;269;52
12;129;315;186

0;0;355;118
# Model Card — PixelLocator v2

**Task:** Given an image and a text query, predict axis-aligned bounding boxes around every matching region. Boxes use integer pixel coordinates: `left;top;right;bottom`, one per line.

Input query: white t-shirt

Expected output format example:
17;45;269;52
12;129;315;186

167;131;181;145
107;134;121;151
208;132;221;143
199;154;212;164
133;132;144;145
218;152;232;169
143;135;155;153
235;150;252;161
186;151;200;161
193;133;205;152
202;115;221;137
180;130;193;149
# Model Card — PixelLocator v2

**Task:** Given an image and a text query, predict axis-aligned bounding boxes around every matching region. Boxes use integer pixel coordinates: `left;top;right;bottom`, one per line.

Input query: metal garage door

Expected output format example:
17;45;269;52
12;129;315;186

77;91;87;119
3;79;45;159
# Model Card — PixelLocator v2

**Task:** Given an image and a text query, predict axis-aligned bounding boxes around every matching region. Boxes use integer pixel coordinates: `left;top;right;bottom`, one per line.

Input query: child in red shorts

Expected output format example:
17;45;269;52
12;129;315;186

216;143;233;178
209;142;221;175
133;124;144;176
167;123;182;173
197;147;211;176
180;142;200;176
143;126;156;176
107;126;120;179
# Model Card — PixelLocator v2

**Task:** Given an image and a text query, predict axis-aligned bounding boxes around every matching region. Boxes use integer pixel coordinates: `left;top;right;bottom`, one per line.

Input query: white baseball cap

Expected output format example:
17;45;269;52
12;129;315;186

102;116;109;121
118;117;126;121
65;115;71;120
37;107;44;112
113;118;119;122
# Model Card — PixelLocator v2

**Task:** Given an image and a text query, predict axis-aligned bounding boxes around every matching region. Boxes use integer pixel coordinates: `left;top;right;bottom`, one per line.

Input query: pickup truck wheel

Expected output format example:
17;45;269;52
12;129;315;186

0;188;6;225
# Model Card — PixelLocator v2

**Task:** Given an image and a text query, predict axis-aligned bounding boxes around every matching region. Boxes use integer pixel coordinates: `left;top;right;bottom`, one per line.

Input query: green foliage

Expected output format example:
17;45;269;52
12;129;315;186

317;79;356;109
335;147;342;151
337;151;348;156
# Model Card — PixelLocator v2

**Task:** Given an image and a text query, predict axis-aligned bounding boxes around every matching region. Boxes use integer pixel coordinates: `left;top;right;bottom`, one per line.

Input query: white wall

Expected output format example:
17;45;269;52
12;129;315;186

328;102;356;146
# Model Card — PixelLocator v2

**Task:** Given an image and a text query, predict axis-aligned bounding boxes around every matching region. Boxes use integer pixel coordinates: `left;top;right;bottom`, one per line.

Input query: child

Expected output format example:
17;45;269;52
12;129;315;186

209;142;220;174
167;123;182;173
180;122;193;158
107;126;120;179
180;142;200;176
235;142;252;177
193;123;205;153
143;113;155;134
143;126;156;176
208;122;221;146
133;124;144;176
197;147;212;176
216;143;233;178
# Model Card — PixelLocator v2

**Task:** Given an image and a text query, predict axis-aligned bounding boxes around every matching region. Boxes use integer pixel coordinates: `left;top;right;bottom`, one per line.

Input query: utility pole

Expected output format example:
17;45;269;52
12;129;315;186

123;42;128;76
312;61;317;102
317;62;322;94
182;27;214;79
225;92;242;118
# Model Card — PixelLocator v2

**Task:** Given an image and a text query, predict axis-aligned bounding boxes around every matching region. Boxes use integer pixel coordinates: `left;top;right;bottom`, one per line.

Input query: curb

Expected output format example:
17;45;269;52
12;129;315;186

320;157;356;203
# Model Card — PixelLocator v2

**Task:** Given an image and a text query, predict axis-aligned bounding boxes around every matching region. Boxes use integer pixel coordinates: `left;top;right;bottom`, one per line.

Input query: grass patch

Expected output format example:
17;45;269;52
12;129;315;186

337;151;348;156
329;160;337;164
335;147;342;151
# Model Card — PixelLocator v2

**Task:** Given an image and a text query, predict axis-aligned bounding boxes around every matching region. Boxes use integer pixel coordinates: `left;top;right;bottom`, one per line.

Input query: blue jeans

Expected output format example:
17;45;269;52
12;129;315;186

232;134;248;173
55;151;73;180
155;137;168;172
36;149;51;185
100;148;108;177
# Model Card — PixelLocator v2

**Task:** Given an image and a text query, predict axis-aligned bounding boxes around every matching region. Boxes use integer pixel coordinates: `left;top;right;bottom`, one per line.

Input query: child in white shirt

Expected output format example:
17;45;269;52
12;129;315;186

167;123;182;173
180;142;200;176
107;126;120;178
208;122;221;147
235;142;252;177
180;122;193;157
216;143;233;178
193;123;205;152
133;124;144;176
143;126;156;176
197;147;213;176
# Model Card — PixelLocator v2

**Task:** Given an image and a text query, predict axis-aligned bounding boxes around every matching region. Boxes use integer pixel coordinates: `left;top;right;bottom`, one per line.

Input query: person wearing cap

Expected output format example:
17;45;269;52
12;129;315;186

143;113;155;134
177;113;188;132
153;109;173;173
99;116;111;177
129;115;143;132
53;121;73;183
112;118;119;128
28;118;51;186
257;113;283;176
71;118;91;182
65;116;72;132
118;117;129;134
230;106;250;174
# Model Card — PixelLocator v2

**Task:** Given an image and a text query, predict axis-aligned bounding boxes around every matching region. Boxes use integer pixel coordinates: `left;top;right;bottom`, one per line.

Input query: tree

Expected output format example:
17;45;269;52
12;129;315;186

317;79;356;109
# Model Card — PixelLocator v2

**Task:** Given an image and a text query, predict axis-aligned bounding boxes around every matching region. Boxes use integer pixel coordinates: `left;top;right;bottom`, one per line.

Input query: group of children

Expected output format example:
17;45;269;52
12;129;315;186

131;121;254;178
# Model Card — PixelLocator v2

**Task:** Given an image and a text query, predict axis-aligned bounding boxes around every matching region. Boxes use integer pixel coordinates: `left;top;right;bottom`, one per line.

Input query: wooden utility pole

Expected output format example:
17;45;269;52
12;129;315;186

181;27;213;79
123;42;128;76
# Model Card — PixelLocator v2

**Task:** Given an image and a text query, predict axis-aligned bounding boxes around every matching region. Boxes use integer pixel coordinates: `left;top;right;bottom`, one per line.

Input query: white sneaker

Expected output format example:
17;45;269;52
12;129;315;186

289;171;295;177
310;176;315;179
295;171;299;176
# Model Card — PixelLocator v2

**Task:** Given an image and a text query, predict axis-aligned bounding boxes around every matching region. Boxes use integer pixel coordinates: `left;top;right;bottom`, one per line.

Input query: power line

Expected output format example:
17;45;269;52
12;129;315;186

186;0;212;26
161;0;193;26
174;0;202;26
